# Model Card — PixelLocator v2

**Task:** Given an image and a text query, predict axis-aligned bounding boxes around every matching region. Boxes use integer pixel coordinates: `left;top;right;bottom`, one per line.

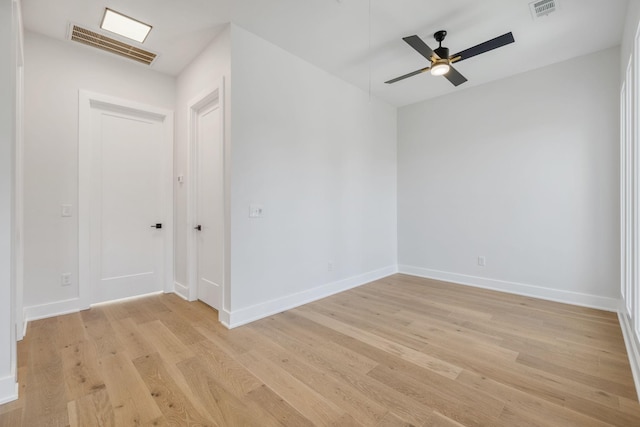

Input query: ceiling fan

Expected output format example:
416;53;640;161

385;30;515;87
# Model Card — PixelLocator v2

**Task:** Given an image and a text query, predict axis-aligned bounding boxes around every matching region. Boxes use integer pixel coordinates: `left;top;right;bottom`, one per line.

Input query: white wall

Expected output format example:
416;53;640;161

227;25;397;325
0;0;19;405
23;32;175;317
174;26;231;305
398;47;620;309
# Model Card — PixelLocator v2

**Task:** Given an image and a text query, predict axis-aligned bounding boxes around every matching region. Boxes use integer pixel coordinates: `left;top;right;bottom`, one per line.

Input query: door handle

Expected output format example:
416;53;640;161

194;225;202;231
150;223;162;229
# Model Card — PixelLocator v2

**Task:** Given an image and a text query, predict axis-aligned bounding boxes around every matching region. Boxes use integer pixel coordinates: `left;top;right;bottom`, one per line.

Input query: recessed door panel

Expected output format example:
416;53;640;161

91;108;165;303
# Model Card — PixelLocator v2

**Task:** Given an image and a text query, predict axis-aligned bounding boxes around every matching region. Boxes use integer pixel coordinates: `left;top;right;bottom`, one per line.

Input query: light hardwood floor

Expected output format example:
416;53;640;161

1;274;640;426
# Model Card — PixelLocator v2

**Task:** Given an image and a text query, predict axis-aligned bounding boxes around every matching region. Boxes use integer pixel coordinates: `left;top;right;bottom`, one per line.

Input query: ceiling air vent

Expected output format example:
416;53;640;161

529;0;558;19
69;25;157;65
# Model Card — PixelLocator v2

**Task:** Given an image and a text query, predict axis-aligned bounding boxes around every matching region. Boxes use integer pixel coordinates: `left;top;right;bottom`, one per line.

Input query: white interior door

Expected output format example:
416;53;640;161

89;107;166;304
195;101;223;310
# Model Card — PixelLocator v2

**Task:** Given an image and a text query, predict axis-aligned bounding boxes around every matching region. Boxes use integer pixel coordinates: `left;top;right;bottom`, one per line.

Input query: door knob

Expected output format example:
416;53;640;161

194;225;202;231
150;223;162;229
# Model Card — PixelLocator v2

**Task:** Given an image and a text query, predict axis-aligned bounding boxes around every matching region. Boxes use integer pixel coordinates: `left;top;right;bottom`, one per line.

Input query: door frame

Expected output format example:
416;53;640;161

14;0;24;341
78;90;174;309
186;80;226;309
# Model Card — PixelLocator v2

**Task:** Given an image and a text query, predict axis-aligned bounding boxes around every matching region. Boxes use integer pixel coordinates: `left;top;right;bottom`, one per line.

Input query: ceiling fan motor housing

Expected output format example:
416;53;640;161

434;46;449;60
433;30;449;60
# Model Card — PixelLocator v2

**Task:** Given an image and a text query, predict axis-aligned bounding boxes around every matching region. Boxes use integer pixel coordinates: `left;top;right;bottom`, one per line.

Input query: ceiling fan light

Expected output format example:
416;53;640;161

431;60;450;76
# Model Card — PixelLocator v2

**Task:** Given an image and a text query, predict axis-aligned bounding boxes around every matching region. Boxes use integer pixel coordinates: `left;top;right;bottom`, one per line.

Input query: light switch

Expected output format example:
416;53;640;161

249;204;264;218
61;204;72;217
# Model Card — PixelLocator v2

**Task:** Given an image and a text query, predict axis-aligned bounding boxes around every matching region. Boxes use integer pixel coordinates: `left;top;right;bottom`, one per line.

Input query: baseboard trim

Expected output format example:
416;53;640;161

619;311;640;402
399;265;621;312
0;375;18;405
173;282;189;300
23;297;81;323
21;314;27;340
17;309;26;341
219;309;231;329
175;281;230;328
225;265;398;329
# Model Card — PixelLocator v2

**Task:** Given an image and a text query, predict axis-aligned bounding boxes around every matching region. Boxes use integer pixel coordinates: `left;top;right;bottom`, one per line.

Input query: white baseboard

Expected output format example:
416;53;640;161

173;282;189;300
219;309;231;329
175;281;231;328
619;311;640;402
225;265;398;329
0;375;18;405
17;310;26;341
23;297;81;323
399;265;621;312
20;315;27;340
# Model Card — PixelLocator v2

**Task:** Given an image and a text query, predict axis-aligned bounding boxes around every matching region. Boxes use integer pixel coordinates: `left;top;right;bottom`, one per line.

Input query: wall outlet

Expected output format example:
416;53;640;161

61;273;72;286
327;262;334;272
477;256;486;267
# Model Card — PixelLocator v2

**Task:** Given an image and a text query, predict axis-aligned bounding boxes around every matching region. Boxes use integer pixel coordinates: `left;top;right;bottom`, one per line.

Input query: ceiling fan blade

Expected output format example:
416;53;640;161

403;35;437;61
385;67;430;84
451;32;514;63
443;65;468;87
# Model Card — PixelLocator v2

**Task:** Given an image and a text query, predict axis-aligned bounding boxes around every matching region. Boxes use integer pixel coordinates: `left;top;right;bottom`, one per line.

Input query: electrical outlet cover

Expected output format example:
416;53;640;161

61;273;72;286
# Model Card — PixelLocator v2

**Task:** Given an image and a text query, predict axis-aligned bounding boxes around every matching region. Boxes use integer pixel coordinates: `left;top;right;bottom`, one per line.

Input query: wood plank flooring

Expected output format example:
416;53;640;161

2;273;640;426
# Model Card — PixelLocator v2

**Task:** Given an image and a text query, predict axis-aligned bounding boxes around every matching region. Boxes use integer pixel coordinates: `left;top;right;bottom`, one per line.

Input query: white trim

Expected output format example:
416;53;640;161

11;4;25;377
625;58;635;317
23;298;81;322
628;48;639;336
13;2;24;341
619;310;640;402
620;19;640;390
0;376;18;405
14;64;24;342
78;90;174;307
219;309;231;328
78;91;91;309
13;0;23;67
186;80;226;310
621;81;628;319
174;282;189;300
225;265;398;329
399;265;621;312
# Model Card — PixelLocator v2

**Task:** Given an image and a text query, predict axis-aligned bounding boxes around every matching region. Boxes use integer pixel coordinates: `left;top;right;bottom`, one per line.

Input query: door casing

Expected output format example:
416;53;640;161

78;90;174;309
186;81;226;314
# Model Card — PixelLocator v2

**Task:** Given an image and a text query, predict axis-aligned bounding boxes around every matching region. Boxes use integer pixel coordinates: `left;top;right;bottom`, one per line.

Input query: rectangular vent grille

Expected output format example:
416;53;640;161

70;25;156;65
530;0;557;18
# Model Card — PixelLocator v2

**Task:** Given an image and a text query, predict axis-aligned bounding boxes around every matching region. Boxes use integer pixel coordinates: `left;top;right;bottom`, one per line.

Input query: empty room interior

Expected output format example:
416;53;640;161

3;0;640;425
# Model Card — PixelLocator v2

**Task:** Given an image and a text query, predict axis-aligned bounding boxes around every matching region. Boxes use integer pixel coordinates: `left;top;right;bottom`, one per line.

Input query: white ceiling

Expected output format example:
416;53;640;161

21;0;630;107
